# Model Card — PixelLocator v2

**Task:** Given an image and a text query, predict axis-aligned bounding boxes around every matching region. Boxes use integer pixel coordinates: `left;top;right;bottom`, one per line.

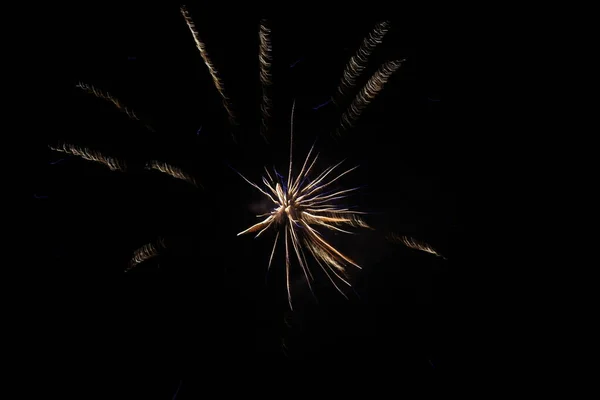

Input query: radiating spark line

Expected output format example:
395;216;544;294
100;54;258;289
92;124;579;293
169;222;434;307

145;160;199;187
336;59;404;135
172;380;182;400
259;19;273;141
389;234;446;259
180;5;237;127
49;158;66;165
268;231;280;271
288;99;296;191
289;57;303;68
237;104;368;309
333;21;390;106
75;82;155;132
281;337;289;357
284;228;292;309
49;143;127;171
126;237;166;272
313;99;332;110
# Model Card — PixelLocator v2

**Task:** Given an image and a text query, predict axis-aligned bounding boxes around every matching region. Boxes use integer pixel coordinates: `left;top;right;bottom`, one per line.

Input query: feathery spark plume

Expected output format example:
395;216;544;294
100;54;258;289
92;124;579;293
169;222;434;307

126;237;166;272
145;160;199;187
259;19;273;141
389;234;446;259
180;5;237;127
237;101;369;309
49;143;127;171
333;21;390;106
75;82;155;132
336;59;404;135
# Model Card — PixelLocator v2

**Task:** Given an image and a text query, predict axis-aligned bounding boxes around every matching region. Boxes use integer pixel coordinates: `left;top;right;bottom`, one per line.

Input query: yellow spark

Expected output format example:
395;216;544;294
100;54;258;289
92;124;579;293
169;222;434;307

49;143;127;171
388;234;446;259
259;19;273;141
337;59;404;135
126;238;166;272
180;5;237;127
145;160;200;187
75;82;155;132
333;21;390;105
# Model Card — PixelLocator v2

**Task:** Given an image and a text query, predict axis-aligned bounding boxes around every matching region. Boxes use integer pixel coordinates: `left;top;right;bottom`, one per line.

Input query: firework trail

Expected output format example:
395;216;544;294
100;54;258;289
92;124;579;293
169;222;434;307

389;234;446;259
259;19;273;141
336;59;404;135
237;101;369;309
126;237;166;272
180;5;237;127
49;143;127;171
75;82;155;132
145;160;199;187
333;21;390;106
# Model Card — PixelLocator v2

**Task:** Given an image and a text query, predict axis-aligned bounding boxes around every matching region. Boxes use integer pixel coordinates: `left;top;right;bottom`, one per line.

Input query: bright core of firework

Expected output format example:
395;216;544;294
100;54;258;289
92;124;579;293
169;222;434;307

236;101;369;309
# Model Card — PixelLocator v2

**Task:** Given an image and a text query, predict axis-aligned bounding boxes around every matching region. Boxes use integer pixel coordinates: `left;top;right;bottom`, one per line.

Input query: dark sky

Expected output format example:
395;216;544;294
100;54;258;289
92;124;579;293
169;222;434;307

32;5;457;397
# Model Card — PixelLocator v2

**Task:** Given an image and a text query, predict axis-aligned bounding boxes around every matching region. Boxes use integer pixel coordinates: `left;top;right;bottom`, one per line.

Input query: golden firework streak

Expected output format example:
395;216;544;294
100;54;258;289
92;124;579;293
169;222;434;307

389;234;446;259
237;101;369;309
333;21;390;105
126;237;166;272
336;59;404;135
180;6;237;127
75;82;155;132
259;19;273;141
49;143;126;171
145;160;199;187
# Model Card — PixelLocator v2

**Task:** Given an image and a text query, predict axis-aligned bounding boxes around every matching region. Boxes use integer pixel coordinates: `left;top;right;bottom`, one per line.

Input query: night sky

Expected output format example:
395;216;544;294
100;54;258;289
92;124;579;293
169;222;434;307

32;5;457;397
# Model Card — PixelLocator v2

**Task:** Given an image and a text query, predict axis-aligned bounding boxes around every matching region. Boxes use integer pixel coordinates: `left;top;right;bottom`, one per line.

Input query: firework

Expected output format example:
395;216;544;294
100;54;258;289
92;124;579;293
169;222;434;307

258;19;273;141
336;59;404;135
145;160;199;187
237;101;369;309
389;234;446;259
126;237;166;272
333;21;390;106
49;143;127;172
59;16;408;289
180;5;237;127
75;82;155;132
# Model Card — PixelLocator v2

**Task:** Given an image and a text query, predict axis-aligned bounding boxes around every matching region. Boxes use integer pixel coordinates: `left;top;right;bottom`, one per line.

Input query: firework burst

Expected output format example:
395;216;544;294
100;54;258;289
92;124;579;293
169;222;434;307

55;12;405;284
236;101;370;309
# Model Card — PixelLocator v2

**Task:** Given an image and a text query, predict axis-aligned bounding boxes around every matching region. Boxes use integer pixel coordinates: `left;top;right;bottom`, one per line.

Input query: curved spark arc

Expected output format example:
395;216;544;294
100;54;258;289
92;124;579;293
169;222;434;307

237;104;368;309
336;59;404;135
333;20;391;106
126;237;166;272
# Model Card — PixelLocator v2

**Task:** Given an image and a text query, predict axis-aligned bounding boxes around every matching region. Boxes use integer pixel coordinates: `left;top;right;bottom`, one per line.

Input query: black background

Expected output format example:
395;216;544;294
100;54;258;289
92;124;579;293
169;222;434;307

31;5;457;397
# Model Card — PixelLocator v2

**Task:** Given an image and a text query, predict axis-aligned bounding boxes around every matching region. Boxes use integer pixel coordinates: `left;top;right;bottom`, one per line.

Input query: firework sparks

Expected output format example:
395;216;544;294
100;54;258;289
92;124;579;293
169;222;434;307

336;59;404;135
333;21;390;106
126;237;166;272
259;19;273;141
237;101;369;309
49;143;127;172
75;82;155;132
145;160;199;187
180;5;237;127
389;234;446;260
